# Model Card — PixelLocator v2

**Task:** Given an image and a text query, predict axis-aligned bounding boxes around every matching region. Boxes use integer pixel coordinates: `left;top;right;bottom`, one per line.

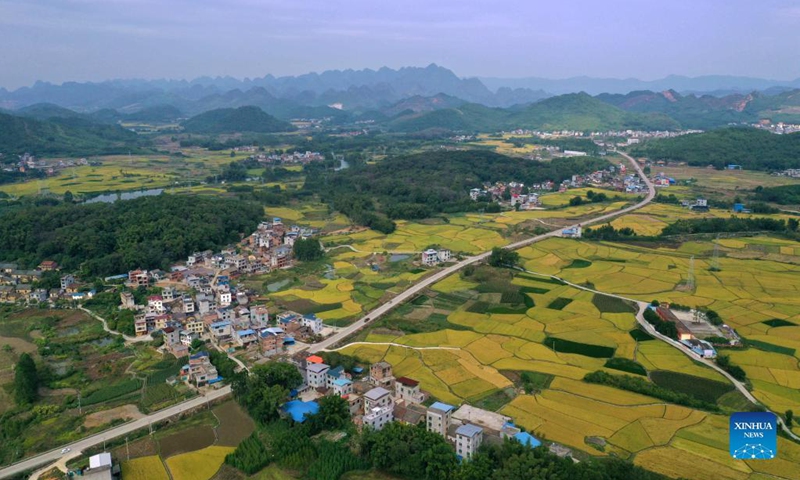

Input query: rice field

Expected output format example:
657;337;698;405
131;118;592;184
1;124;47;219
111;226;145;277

120;455;170;480
164;445;235;480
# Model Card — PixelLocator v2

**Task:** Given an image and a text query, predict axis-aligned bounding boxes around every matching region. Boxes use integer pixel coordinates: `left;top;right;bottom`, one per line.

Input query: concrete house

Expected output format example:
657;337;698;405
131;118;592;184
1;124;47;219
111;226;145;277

395;376;424;404
427;402;455;437
455;424;483;460
306;363;330;388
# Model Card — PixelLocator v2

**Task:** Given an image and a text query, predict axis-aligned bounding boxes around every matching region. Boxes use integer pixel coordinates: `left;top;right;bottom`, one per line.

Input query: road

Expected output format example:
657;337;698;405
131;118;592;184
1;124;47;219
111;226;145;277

79;307;152;344
0;387;231;480
309;151;655;353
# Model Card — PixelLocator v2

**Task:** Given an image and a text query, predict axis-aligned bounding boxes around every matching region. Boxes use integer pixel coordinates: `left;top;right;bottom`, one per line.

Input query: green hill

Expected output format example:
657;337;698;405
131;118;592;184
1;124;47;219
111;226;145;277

16;103;87;121
181;106;296;134
0;112;147;156
631;127;800;170
507;93;680;131
388;103;507;132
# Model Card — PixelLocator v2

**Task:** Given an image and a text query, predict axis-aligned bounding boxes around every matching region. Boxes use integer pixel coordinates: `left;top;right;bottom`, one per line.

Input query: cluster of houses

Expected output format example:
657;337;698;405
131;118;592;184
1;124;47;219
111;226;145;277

249;151;325;165
293;357;554;461
2;153;93;177
0;261;98;304
651;304;722;358
469;182;543;210
775;168;800;178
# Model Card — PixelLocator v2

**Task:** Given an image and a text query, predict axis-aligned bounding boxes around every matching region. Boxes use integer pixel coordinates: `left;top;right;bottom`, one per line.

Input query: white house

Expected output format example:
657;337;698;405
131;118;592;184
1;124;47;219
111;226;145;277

363;404;393;431
235;328;258;347
331;378;353;396
301;314;323;334
364;387;393;411
422;249;439;266
251;306;269;328
455;424;484;460
209;321;232;339
306;363;330;388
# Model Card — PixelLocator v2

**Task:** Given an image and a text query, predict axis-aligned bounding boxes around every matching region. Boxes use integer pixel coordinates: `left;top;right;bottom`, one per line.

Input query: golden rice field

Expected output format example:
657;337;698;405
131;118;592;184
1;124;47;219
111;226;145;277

610;203;799;236
164;445;235;480
517;236;800;434
120;455;170;480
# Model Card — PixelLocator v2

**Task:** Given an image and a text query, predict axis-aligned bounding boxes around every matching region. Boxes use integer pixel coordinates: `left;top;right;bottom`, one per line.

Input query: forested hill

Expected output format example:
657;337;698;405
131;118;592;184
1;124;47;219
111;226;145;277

631;127;800;170
181;106;296;134
304;150;609;232
0;194;263;276
0;112;148;156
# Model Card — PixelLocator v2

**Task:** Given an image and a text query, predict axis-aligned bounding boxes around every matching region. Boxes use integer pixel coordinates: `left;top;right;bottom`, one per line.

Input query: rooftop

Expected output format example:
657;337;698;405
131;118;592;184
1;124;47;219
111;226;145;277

332;378;352;387
396;376;419;387
307;363;330;373
429;401;455;413
456;423;483;438
364;387;391;401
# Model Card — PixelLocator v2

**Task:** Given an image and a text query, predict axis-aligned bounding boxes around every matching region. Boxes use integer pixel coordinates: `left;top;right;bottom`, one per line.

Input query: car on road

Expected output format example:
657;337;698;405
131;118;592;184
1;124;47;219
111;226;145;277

60;448;71;454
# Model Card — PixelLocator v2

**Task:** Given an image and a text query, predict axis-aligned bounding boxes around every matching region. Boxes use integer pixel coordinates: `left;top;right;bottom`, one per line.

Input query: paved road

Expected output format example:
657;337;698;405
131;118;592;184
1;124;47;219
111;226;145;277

0;387;231;480
309;152;655;353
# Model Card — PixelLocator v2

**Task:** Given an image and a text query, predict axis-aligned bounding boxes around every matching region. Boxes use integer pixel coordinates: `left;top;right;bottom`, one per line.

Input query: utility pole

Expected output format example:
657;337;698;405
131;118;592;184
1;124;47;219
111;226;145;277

125;437;130;461
687;256;696;291
77;390;82;415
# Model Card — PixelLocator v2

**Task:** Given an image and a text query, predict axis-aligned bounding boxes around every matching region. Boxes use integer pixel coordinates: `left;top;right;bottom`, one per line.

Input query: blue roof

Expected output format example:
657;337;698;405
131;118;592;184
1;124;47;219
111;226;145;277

352;366;364;373
303;313;319;320
456;424;483;437
327;365;345;377
283;337;295;344
429;402;455;413
282;400;319;422
261;327;284;337
332;378;352;387
210;321;231;328
190;351;209;360
514;432;541;448
237;329;256;336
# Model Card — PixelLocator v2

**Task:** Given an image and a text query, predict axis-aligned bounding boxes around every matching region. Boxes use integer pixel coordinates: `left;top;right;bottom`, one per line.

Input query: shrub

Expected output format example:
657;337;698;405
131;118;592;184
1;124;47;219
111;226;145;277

543;337;616;358
547;297;573;310
604;358;647;376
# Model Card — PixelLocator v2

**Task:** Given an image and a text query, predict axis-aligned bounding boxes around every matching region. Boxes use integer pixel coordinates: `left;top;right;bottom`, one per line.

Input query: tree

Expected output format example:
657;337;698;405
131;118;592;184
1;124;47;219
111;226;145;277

786;410;794;428
14;353;39;405
789;218;799;232
313;395;351;431
252;361;303;389
190;338;205;351
488;247;519;268
293;237;324;262
63;191;73;203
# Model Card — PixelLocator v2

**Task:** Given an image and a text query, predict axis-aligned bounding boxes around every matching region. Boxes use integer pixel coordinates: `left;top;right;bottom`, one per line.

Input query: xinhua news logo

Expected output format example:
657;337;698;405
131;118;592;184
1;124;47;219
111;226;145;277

730;412;777;460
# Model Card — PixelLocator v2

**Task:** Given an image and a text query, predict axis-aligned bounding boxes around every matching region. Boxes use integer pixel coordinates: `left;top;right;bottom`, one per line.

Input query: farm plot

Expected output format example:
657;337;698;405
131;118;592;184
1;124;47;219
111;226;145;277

121;455;170;480
165;445;235;480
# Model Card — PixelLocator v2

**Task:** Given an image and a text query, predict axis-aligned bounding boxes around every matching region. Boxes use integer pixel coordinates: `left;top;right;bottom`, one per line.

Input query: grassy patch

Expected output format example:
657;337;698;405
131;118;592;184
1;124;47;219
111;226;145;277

472;388;516;411
546;297;573;310
591;294;636;314
543;337;616;358
410;295;429;306
520;371;554;393
649;370;734;404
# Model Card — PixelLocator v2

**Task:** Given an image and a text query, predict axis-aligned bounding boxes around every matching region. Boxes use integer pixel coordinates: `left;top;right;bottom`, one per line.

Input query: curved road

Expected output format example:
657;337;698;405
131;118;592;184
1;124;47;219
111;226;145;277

310;151;655;353
0;387;231;480
79;307;153;344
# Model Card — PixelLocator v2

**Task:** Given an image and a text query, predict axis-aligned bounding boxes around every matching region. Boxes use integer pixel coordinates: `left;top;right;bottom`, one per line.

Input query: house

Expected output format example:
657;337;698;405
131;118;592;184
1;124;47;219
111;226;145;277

185;317;205;334
162;287;176;302
148;295;164;313
251;306;269;327
120;292;135;310
37;260;59;271
29;289;48;303
682;338;717;358
426;402;455;436
437;250;452;263
363;403;394;431
301;314;323;334
346;394;363;416
128;269;149;288
60;274;76;290
260;327;285;356
455;424;483;460
363;387;393;411
182;294;196;314
562;226;582;239
393;402;427;426
134;315;148;336
395;376;424;404
421;249;439;266
209;321;232;340
326;365;350;387
370;361;394;389
180;330;199;347
330;377;353;396
163;327;179;346
306;363;330;388
188;351;219;386
83;452;114;480
217;307;233;322
235;329;258;347
217;289;232;307
237;307;250;323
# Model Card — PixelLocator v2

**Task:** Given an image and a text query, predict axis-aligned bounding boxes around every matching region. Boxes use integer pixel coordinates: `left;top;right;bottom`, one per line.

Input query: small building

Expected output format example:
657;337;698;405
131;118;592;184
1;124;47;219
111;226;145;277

426;402;455;437
363;404;394;431
455;423;483;460
209;321;232;339
370;361;394;389
120;291;135;310
422;249;440;267
301;314;323;334
235;328;258;347
394;376;424;404
307;363;330;388
162;327;179;346
260;327;285;356
83;452;114;480
60;274;76;290
562;226;582;239
331;377;353;396
38;260;59;271
363;386;393;411
682;338;717;358
251;305;269;327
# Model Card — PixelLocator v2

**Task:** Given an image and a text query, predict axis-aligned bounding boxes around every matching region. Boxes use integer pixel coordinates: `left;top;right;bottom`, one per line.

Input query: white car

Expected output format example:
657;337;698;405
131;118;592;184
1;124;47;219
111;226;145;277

60;448;71;454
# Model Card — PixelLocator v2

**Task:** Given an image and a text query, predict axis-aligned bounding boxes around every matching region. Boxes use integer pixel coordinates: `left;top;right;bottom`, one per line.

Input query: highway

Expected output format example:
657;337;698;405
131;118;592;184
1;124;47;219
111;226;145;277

310;151;655;353
0;387;231;480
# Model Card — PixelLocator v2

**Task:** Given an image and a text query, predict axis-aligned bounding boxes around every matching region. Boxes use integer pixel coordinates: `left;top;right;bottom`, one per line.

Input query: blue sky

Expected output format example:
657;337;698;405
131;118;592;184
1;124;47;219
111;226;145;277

1;0;799;89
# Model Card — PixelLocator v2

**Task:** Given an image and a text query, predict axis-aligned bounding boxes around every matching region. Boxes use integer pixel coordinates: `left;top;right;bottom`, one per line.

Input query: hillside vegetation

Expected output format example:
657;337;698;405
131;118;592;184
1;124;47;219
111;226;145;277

305;149;610;231
181;106;296;134
0;112;148;156
0;194;263;276
632;127;800;170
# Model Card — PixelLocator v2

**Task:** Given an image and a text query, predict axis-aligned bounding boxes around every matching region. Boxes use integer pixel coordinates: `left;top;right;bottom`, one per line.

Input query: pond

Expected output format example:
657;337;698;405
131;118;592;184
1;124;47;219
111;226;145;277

84;188;163;204
323;264;336;280
91;337;115;348
267;278;291;292
389;254;410;263
335;157;350;171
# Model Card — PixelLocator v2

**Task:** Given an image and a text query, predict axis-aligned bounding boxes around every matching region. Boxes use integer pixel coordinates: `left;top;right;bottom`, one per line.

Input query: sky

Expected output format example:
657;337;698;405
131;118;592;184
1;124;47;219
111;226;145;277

1;0;800;89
